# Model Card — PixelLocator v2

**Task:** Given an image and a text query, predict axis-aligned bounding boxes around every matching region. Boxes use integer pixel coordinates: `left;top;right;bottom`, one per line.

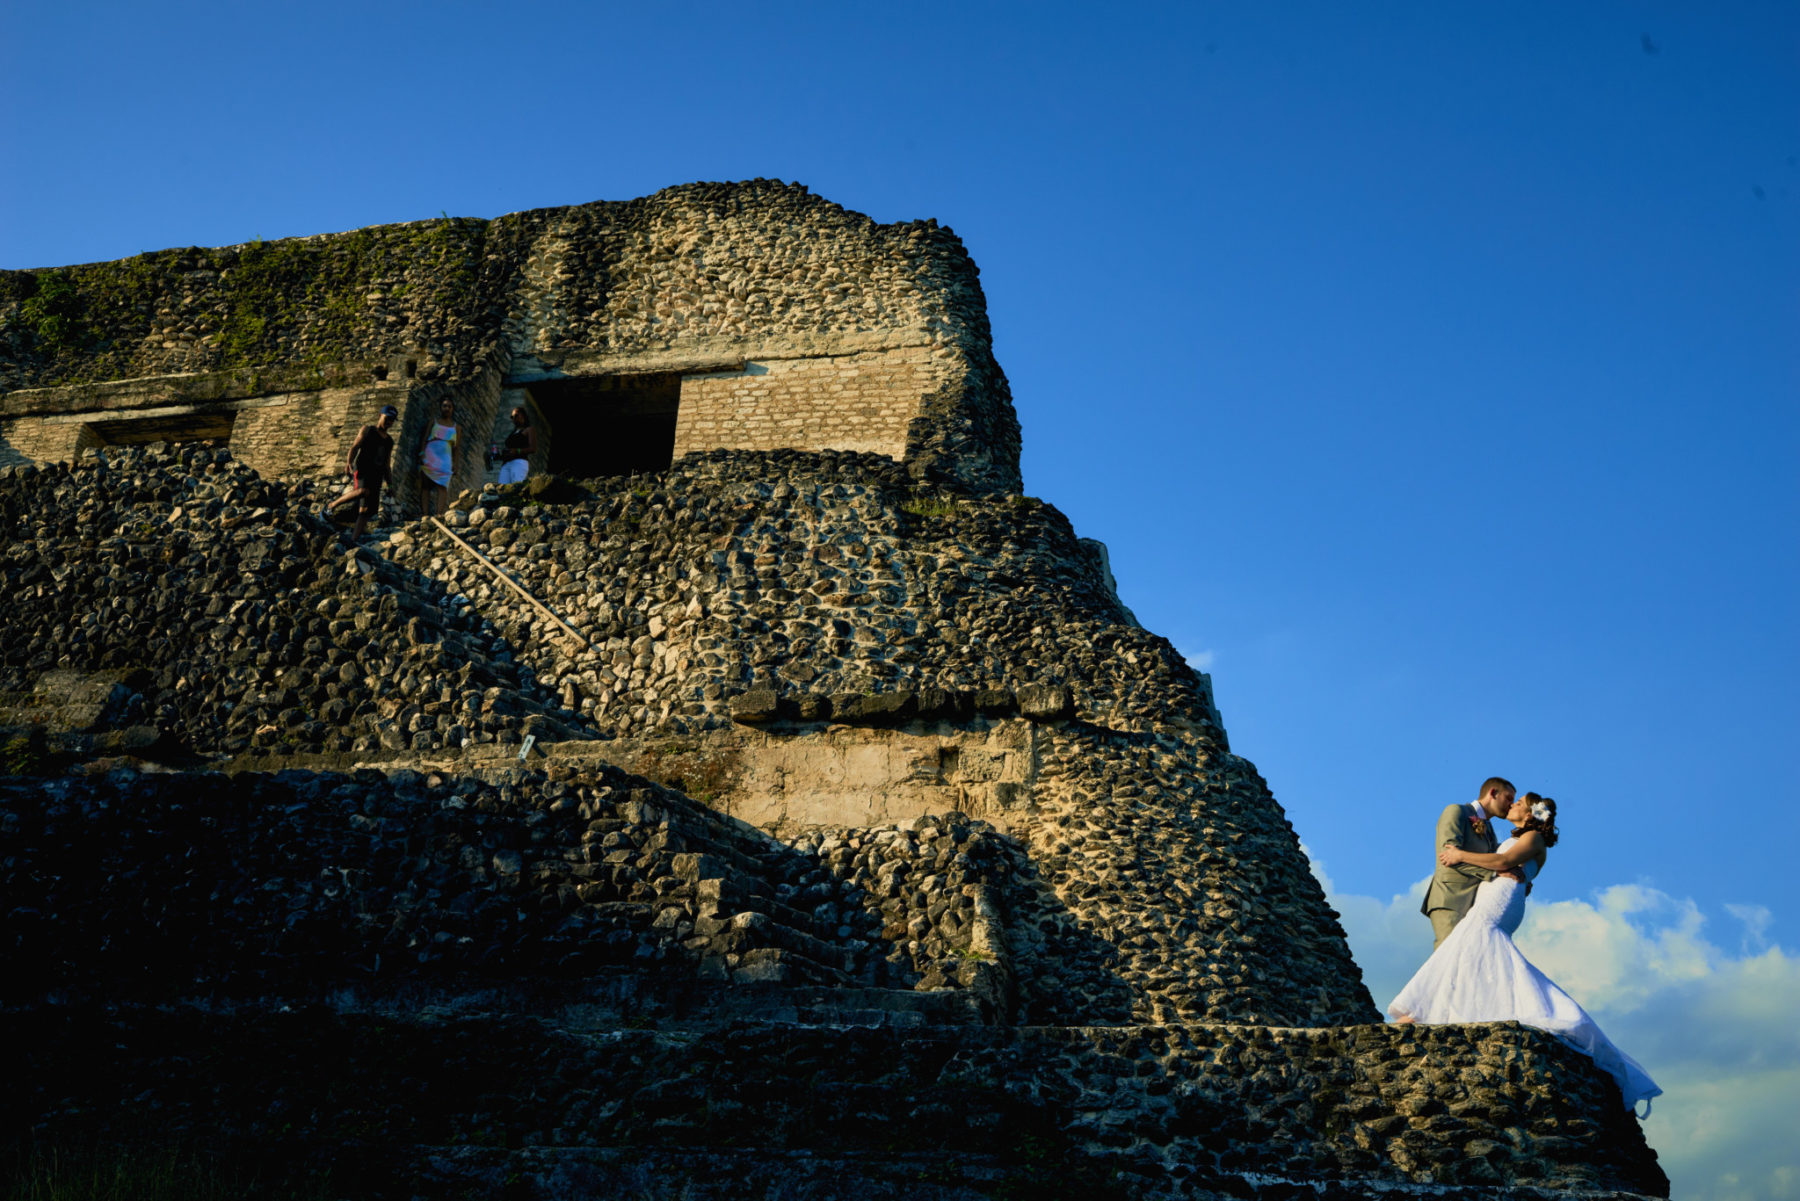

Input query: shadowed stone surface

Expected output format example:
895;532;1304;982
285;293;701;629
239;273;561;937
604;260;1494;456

7;1008;1665;1200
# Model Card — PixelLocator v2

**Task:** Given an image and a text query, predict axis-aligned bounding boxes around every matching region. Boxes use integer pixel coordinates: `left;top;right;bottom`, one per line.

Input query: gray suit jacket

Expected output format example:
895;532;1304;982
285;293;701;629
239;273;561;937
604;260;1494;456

1420;802;1498;921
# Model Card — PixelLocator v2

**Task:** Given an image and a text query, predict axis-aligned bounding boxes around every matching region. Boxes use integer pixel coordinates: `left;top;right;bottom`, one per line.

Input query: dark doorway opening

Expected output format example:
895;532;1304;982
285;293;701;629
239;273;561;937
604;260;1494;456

88;410;237;447
522;373;680;479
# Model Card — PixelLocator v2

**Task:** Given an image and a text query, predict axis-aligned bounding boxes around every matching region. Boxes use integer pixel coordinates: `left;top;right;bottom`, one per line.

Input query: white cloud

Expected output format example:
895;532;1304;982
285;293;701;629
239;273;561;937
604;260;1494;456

1726;903;1774;954
1307;847;1800;1201
1184;648;1216;671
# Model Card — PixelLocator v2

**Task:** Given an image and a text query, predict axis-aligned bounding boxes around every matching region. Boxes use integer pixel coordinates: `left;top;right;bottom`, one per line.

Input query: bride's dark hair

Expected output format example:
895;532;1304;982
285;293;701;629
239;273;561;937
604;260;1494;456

1516;792;1559;847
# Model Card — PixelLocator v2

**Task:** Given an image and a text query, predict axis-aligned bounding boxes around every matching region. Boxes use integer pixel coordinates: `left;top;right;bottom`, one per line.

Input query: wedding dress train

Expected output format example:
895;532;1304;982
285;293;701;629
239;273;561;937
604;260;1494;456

1387;840;1661;1114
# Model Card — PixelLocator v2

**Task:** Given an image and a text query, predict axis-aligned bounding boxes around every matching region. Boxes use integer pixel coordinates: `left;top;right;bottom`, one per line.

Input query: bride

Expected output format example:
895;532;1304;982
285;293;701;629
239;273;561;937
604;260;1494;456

1388;793;1661;1115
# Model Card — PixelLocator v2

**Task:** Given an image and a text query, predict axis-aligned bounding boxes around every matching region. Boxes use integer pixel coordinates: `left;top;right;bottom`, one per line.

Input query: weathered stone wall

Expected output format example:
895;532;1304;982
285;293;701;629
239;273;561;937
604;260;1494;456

607;721;1370;1028
0;411;96;465
0;223;495;390
1022;725;1366;1027
8;1008;1668;1199
0;181;1022;492
0;766;996;1004
0;442;1368;1027
0;451;1670;1196
0;446;588;760
696;719;1039;831
490;183;984;358
405;451;1204;741
0;388;356;478
223;387;356;480
0;761;1665;1196
391;454;1370;1027
0;361;427;488
674;347;948;460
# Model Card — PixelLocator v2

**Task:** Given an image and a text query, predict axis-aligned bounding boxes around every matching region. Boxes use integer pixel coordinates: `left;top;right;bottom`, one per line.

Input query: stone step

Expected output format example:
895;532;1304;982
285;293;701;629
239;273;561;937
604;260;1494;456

695;913;858;981
674;984;985;1027
709;882;841;940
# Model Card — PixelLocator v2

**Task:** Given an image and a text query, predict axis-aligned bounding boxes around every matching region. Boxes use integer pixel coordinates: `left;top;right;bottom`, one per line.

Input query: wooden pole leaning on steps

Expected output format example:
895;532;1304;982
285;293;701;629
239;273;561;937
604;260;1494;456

427;516;592;655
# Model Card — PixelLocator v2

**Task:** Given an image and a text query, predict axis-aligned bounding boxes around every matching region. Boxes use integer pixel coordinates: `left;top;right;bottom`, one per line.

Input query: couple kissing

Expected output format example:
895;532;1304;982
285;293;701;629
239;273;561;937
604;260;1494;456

1387;776;1661;1116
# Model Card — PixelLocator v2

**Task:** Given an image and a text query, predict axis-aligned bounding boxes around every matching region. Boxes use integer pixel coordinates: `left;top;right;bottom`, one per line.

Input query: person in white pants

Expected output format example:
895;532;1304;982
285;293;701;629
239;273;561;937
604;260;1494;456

498;405;535;485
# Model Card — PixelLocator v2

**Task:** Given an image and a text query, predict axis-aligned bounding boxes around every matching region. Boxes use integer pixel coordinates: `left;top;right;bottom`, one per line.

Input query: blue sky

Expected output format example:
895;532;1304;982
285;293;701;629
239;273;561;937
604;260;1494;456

4;3;1795;1195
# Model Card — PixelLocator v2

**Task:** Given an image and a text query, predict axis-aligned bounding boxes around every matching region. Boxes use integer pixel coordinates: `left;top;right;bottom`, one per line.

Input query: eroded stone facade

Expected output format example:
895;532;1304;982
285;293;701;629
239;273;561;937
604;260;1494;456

1;181;1019;497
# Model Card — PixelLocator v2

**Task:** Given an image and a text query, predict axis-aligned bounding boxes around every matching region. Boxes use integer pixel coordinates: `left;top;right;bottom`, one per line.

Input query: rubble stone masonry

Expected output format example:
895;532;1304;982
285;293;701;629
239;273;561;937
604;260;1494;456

0;181;1020;495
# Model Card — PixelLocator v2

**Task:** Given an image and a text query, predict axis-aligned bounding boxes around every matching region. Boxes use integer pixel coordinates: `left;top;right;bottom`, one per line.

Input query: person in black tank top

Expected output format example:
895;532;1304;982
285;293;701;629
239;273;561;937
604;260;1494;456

498;406;536;486
327;406;398;536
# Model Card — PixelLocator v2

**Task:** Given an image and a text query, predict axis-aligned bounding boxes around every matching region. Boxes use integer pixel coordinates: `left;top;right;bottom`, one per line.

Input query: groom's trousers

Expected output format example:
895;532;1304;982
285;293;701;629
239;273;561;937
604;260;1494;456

1429;908;1462;950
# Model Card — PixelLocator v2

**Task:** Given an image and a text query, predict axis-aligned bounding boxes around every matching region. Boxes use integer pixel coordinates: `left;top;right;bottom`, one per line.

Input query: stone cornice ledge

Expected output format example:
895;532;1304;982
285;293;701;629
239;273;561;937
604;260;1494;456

2;324;974;417
0;361;401;418
505;324;959;383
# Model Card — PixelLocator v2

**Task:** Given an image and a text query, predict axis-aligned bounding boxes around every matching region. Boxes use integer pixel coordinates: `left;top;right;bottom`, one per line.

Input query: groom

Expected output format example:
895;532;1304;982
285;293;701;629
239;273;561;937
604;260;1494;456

1421;776;1517;949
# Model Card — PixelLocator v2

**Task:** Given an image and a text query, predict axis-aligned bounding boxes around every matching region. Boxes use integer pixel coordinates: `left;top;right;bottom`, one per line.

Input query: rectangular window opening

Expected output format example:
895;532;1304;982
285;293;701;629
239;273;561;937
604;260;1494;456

86;410;238;448
519;372;681;479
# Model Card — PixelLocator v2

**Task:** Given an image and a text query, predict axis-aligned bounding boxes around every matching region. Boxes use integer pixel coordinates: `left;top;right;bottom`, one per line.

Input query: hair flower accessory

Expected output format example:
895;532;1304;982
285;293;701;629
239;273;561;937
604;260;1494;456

1531;802;1551;822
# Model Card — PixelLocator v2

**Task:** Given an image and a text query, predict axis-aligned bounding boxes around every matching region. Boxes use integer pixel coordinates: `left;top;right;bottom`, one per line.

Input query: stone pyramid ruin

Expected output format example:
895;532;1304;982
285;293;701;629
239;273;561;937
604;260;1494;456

0;183;1665;1198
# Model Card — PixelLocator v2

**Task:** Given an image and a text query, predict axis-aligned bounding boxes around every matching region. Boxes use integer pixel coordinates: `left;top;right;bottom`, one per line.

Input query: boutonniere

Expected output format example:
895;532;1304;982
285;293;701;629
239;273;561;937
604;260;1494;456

1468;816;1489;836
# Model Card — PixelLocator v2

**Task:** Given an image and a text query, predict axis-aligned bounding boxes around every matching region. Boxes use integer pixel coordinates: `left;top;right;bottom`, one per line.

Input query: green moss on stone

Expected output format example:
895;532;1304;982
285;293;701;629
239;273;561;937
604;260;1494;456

2;217;491;390
16;273;90;353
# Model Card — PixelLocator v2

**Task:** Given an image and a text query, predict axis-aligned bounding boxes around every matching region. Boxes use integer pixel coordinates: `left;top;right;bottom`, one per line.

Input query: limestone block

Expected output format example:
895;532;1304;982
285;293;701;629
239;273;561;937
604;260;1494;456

1016;683;1072;721
729;689;780;724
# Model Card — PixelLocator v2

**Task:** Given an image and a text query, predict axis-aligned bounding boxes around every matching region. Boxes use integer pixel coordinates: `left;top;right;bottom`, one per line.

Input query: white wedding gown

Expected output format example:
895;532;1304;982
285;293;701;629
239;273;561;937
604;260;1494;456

1387;840;1661;1114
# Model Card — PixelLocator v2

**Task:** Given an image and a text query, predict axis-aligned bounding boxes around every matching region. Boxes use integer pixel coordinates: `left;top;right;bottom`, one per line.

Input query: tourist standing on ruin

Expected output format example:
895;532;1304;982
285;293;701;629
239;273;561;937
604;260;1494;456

326;404;398;537
417;395;459;517
498;405;536;486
